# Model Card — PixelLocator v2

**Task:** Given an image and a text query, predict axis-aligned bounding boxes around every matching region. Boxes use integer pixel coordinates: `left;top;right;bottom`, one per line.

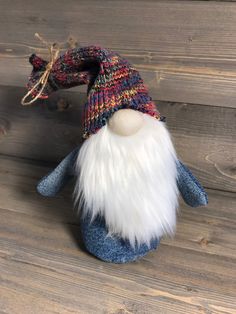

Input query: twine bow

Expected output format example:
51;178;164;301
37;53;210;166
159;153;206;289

21;33;60;106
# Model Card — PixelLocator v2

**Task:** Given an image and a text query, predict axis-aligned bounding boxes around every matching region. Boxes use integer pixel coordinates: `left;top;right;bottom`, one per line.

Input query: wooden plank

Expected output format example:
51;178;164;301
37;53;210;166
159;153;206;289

0;86;85;162
163;191;236;260
0;86;235;192
0;155;76;223
159;101;236;193
0;206;236;314
1;1;236;107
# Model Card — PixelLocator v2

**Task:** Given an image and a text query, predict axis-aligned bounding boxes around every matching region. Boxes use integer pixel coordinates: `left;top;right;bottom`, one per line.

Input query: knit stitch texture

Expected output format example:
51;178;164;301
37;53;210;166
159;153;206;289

28;46;161;138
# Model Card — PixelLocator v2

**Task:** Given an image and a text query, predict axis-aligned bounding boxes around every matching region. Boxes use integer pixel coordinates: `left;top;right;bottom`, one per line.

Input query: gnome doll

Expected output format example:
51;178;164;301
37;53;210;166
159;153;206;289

22;45;208;263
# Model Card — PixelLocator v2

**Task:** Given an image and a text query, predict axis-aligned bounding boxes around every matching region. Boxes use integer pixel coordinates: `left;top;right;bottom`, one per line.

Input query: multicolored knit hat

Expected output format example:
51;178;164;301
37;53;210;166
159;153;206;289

25;46;161;138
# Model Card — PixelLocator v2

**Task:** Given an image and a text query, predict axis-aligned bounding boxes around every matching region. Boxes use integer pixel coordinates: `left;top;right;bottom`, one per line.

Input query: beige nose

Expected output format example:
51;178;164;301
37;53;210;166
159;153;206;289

108;109;144;136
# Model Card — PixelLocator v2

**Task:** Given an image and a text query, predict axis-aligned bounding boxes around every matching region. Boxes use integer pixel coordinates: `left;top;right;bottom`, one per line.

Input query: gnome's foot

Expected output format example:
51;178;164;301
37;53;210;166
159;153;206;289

80;215;160;263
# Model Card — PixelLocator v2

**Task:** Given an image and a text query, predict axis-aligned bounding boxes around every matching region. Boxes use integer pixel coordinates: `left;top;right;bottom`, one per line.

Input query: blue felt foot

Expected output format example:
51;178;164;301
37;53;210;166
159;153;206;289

80;215;160;263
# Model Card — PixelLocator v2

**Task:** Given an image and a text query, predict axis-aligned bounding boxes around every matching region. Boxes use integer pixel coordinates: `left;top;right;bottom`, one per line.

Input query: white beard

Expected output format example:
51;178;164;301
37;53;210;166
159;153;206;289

74;114;179;247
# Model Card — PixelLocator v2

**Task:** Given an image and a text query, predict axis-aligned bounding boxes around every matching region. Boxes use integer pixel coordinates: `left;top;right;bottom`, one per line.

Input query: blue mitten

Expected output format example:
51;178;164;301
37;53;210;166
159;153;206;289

177;161;208;207
37;148;79;197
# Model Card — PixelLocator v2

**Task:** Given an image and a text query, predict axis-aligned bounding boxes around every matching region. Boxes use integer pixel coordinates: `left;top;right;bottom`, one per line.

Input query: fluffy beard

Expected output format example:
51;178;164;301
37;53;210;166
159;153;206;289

74;114;179;247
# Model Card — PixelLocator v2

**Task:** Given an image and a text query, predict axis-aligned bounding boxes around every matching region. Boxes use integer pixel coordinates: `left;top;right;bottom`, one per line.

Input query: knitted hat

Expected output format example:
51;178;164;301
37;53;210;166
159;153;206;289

27;46;161;138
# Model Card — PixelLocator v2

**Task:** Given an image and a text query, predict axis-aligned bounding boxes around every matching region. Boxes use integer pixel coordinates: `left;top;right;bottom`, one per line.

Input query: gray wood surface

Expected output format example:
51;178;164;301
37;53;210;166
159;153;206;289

0;155;235;314
0;1;236;313
2;0;236;107
0;86;235;193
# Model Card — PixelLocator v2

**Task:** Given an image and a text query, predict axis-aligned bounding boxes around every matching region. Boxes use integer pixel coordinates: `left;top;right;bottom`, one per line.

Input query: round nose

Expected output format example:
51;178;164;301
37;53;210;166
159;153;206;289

108;109;144;136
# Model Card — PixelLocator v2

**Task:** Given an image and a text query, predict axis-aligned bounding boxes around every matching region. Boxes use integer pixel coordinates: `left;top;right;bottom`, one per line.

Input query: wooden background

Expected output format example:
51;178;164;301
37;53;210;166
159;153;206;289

0;1;235;313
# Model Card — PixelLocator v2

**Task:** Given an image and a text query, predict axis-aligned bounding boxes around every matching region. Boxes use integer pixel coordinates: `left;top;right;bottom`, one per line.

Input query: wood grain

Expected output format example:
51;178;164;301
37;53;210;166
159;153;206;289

159;101;236;193
0;86;85;162
0;197;236;313
0;86;235;193
0;155;76;224
2;1;236;107
164;192;236;260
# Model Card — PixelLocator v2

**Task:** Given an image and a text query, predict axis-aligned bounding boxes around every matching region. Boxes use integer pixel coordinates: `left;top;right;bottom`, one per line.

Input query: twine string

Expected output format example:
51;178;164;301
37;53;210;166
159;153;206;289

21;33;60;106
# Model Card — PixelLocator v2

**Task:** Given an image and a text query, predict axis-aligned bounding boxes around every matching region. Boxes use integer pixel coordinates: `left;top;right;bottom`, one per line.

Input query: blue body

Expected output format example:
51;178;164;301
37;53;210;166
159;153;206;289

37;147;208;263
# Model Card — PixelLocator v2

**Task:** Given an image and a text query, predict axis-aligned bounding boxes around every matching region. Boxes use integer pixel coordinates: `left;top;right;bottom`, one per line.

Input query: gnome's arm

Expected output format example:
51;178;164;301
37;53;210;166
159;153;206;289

37;147;80;197
176;160;208;207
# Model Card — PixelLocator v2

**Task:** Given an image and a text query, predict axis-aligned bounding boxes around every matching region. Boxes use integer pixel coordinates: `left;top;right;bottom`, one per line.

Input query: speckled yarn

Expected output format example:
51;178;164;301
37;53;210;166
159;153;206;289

28;46;161;138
